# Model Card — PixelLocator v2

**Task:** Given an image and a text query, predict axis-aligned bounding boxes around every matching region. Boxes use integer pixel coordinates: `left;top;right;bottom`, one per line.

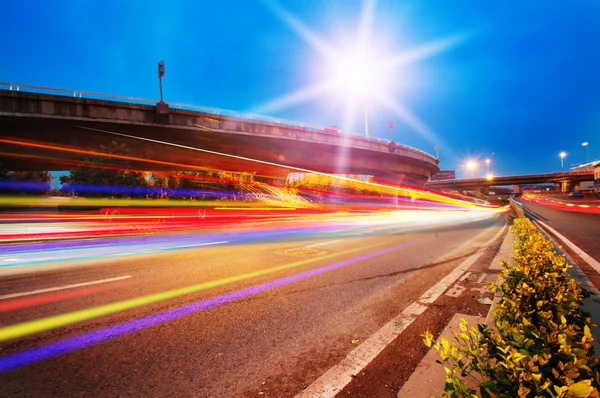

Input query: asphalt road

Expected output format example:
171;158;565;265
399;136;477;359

520;195;600;263
0;209;506;397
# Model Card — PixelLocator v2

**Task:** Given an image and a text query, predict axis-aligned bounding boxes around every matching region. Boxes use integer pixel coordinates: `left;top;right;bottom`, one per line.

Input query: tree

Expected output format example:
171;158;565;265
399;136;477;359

65;141;152;197
151;172;180;198
6;171;52;195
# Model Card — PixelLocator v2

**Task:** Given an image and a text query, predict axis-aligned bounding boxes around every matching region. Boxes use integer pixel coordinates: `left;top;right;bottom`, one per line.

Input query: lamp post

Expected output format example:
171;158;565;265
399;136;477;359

582;142;589;164
364;100;370;139
467;160;477;178
157;60;165;103
485;158;490;174
559;151;567;173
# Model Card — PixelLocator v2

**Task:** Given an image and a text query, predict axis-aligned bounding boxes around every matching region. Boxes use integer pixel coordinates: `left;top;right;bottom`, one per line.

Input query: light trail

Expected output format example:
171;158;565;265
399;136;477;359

0;240;401;343
76;127;498;209
0;281;132;313
0;240;418;372
1;133;500;210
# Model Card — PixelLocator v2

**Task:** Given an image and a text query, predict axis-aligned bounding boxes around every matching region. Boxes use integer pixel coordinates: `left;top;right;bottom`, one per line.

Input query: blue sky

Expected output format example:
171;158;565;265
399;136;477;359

2;0;599;178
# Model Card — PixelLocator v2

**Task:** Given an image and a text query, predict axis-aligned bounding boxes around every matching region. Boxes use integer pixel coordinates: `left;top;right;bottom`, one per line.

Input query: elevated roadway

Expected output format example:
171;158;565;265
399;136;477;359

0;85;439;182
430;171;594;192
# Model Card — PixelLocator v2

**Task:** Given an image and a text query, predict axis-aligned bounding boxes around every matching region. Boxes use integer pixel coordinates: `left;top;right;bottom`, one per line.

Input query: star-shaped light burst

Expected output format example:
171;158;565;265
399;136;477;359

254;0;468;147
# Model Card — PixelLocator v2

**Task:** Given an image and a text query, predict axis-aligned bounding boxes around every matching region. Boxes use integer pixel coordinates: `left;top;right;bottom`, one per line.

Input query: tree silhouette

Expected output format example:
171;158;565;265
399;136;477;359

64;141;152;197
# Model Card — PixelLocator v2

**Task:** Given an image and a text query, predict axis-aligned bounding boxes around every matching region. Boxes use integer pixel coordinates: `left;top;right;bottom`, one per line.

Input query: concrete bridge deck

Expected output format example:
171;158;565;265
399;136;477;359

0;86;439;182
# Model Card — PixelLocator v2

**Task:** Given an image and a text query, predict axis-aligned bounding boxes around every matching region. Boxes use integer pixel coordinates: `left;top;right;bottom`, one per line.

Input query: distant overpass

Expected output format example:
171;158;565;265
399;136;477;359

0;84;440;182
429;171;594;192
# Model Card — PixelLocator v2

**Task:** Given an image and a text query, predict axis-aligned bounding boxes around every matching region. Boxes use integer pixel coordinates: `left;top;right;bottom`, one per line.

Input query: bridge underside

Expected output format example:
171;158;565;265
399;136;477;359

0;117;433;182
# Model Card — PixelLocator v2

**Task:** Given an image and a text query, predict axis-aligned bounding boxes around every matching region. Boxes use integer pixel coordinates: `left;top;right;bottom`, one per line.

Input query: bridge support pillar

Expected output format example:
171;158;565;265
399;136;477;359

475;186;489;195
557;180;572;193
513;185;521;194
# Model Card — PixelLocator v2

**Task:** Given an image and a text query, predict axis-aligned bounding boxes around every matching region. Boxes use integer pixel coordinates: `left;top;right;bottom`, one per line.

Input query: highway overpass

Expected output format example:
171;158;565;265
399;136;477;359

0;85;440;183
429;171;594;193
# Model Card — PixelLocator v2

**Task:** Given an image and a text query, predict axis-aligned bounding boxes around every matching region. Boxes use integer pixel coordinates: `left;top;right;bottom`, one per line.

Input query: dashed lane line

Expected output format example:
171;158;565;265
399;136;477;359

0;275;132;300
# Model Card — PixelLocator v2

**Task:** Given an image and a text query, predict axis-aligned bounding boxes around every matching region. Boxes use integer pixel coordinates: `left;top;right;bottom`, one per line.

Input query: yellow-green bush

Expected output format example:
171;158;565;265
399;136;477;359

422;218;599;397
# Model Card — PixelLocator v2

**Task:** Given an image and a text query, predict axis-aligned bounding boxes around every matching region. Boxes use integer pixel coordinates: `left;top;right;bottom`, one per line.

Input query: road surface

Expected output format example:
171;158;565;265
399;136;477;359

0;209;508;397
520;195;600;263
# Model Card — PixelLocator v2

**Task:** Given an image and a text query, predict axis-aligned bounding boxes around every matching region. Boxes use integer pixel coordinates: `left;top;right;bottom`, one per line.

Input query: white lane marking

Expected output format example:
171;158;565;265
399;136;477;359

535;220;600;274
297;224;507;398
458;272;471;282
0;275;132;300
476;274;487;284
170;241;228;249
305;240;343;248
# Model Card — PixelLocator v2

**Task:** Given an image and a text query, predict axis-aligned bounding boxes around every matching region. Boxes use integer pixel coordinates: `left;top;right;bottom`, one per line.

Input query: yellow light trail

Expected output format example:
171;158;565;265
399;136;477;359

1;134;498;210
78;127;494;209
0;241;386;343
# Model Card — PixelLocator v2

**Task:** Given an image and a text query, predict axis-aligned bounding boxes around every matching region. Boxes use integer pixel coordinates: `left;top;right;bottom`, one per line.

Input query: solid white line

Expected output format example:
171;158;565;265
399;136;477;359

297;224;507;397
171;241;228;249
535;220;600;274
305;240;343;248
0;275;132;300
476;274;486;284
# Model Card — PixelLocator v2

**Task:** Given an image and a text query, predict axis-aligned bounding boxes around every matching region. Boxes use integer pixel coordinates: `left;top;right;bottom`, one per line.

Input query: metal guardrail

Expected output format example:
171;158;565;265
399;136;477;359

0;82;437;162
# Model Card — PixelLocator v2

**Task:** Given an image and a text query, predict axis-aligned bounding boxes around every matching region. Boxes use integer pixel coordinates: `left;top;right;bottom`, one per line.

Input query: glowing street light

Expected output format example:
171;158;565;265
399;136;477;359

333;52;380;139
485;158;491;174
582;142;589;164
559;151;567;174
486;173;494;181
466;160;477;178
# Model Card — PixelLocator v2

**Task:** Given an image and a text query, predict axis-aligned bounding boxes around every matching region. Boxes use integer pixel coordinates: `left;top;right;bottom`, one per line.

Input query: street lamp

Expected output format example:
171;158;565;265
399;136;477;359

582;142;589;164
466;160;477;178
559;151;567;174
364;100;370;138
485;158;491;174
332;51;380;139
486;173;494;181
157;60;166;103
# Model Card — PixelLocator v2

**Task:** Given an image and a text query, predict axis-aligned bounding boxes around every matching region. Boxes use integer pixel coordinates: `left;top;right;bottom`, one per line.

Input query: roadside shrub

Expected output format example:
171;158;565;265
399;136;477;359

422;218;599;397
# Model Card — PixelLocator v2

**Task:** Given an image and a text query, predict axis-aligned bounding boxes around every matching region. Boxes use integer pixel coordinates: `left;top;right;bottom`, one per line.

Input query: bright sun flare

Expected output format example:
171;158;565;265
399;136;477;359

255;0;467;153
334;52;379;97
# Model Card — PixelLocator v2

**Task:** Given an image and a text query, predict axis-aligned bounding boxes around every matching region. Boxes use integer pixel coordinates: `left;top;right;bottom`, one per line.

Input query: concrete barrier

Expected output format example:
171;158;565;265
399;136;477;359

510;198;524;218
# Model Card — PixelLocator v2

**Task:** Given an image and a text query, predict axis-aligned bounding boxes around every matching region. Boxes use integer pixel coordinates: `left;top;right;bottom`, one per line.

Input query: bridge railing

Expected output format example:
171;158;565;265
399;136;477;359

0;82;436;161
